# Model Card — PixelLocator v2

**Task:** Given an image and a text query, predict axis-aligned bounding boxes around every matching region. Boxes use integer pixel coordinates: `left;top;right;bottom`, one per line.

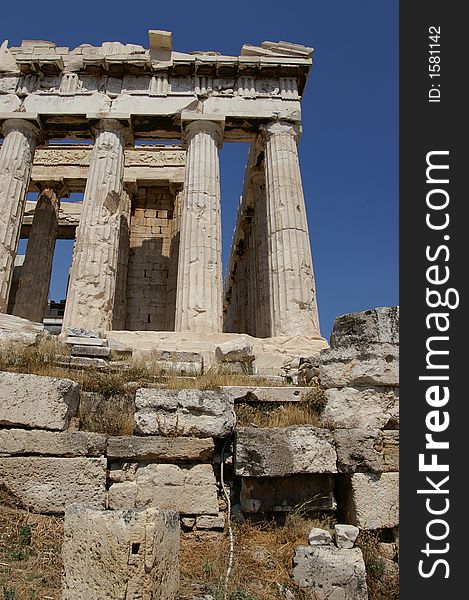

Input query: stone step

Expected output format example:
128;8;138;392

223;386;311;403
66;336;107;347
70;345;112;358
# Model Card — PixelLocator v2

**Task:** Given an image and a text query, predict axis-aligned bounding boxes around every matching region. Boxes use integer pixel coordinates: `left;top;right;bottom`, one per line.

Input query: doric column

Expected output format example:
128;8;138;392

13;181;64;323
0;118;39;312
261;121;321;337
165;183;183;331
112;187;132;330
175;117;224;333
62;119;126;335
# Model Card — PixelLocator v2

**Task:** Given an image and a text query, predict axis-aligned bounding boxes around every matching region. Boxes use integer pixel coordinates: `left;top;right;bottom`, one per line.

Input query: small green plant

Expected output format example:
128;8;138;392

3;588;16;600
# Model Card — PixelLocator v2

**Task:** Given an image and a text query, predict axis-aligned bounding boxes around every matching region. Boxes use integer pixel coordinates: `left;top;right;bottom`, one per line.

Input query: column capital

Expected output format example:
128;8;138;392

1;117;41;141
181;113;225;148
260;120;301;141
36;178;68;199
87;114;133;145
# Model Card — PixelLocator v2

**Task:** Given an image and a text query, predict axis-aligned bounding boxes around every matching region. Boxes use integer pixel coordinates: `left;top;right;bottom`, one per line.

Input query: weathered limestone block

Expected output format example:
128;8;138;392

107;436;214;462
62;505;180;600
240;474;335;513
298;355;320;385
0;313;46;345
175;117;224;334
134;389;235;438
308;528;333;546
0;371;80;430
144;351;203;376
334;524;359;549
337;473;399;530
0;457;106;513
334;429;399;473
319;344;399;388
70;345;112;358
108;463;219;515
0;429;106;457
323;387;399;430
330;307;399;348
223;386;307;403
235;426;337;477
261;121;321;337
215;336;254;363
195;513;225;530
291;546;368;599
0;119;39;313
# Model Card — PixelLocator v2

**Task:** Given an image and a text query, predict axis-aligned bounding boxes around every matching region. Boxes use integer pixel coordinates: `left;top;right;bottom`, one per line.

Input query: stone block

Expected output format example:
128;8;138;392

195;513;225;530
223;386;307;403
146;351;203;376
107;436;214;462
319;344;399;388
334;524;359;549
0;457;106;513
66;336;106;346
0;313;46;345
0;429;106;457
215;336;254;363
337;473;399;530
323;387;399;430
235;426;337;477
70;345;111;358
108;463;219;515
330;307;399;348
0;371;80;430
134;389;235;438
308;528;332;546
240;474;335;513
334;429;399;473
291;546;368;599
62;505;179;600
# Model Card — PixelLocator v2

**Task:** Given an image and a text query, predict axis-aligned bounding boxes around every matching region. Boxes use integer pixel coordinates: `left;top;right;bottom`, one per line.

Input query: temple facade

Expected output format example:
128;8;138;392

0;31;321;338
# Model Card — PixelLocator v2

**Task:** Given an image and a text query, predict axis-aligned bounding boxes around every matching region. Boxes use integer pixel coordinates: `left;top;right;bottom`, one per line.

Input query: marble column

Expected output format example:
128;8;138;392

175;118;224;333
13;182;63;323
112;187;132;330
0;118;39;313
62;119;125;335
165;183;183;331
261;121;321;337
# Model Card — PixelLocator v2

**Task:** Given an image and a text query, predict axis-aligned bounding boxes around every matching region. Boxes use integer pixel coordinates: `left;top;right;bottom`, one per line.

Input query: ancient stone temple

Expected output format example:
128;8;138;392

0;31;320;338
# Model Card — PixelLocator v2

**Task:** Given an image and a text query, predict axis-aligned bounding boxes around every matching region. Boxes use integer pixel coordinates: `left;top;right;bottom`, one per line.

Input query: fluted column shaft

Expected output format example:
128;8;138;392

13;183;63;322
0;119;39;312
62;119;125;335
262;121;321;337
175;119;224;333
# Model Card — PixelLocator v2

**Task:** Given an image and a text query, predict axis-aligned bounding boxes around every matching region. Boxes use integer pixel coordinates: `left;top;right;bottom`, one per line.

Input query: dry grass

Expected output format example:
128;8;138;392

0;503;63;600
78;392;135;436
0;339;286;397
356;531;399;600
235;382;327;428
180;513;335;600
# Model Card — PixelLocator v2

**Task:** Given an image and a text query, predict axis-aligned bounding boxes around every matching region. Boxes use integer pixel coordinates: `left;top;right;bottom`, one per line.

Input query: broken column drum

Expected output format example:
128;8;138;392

1;33;322;338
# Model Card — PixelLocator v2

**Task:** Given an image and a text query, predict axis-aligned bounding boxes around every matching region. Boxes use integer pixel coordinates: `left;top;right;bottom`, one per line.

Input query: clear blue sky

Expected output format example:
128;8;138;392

5;0;398;340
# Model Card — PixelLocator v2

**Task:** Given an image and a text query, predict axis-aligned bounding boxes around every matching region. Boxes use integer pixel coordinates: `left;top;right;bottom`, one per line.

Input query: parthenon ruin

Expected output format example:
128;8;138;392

0;31;321;339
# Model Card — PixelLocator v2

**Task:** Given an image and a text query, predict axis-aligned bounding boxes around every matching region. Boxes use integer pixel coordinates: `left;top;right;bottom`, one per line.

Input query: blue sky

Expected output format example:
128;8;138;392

5;0;398;340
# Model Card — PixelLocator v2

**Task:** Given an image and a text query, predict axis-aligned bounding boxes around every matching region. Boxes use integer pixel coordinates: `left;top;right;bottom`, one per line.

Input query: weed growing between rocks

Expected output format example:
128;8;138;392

0;502;63;600
356;531;399;600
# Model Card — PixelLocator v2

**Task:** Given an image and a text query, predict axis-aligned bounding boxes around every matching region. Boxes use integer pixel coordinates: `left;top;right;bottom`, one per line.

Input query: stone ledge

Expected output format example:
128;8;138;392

107;435;214;462
0;428;106;457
